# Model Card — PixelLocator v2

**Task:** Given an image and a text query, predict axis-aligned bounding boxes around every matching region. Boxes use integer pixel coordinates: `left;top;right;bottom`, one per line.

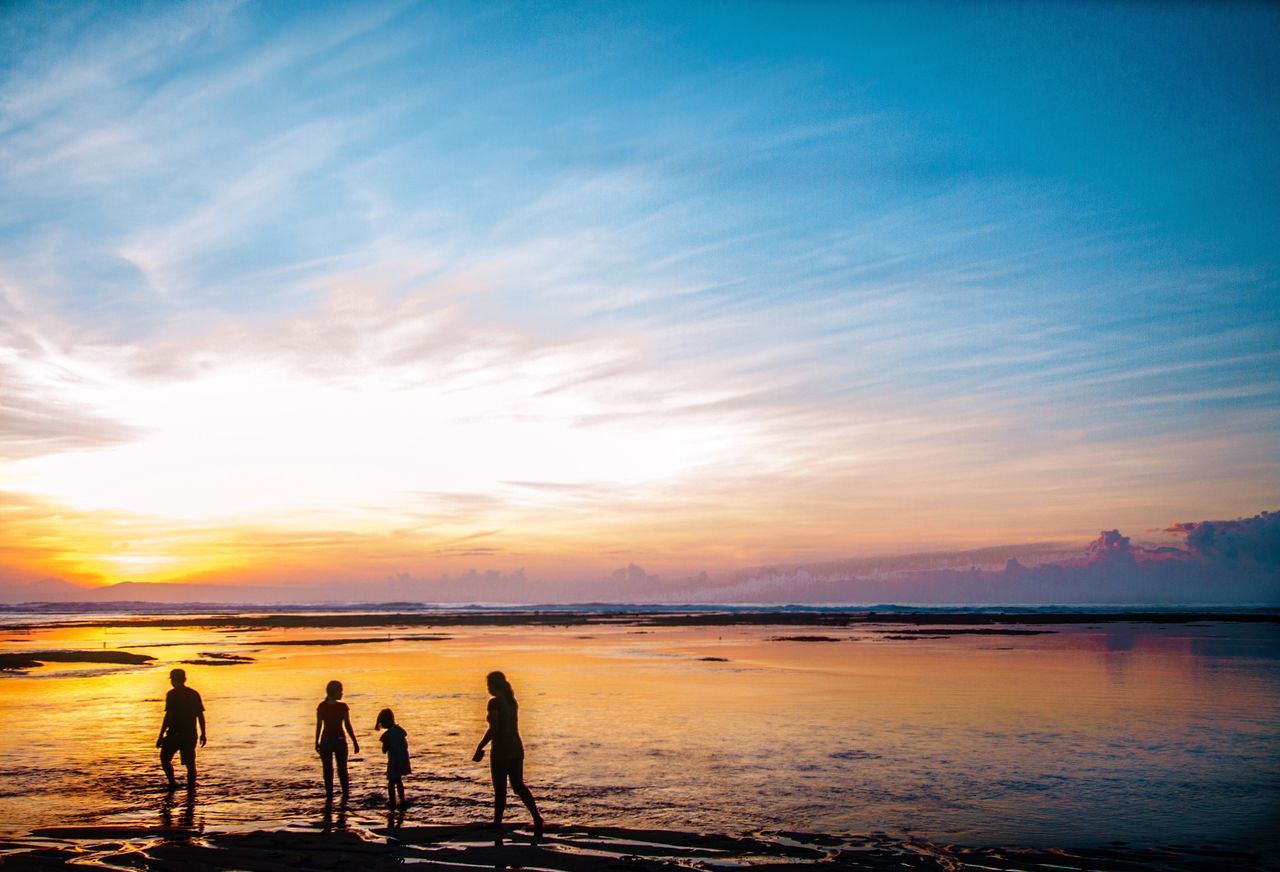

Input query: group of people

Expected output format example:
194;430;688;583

155;667;543;832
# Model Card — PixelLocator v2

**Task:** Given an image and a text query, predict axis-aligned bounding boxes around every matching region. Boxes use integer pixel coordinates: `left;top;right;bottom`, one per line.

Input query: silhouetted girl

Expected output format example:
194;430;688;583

375;707;411;807
316;679;359;800
472;671;543;835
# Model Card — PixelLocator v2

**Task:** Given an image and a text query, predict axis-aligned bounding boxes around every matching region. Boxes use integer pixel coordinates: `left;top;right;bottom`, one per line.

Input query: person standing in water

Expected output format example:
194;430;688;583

375;707;411;808
315;680;359;801
156;668;206;792
472;671;543;836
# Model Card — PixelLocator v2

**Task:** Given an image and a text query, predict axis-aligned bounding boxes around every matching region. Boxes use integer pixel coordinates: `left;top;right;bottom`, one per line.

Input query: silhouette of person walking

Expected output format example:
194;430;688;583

315;679;359;801
472;671;543;836
155;667;206;792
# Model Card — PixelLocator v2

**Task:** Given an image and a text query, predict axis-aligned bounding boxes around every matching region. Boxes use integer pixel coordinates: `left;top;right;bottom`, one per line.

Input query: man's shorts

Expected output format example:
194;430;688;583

160;734;197;766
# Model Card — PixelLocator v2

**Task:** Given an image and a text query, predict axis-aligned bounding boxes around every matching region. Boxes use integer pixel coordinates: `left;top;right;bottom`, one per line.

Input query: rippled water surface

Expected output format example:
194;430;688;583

1;617;1277;849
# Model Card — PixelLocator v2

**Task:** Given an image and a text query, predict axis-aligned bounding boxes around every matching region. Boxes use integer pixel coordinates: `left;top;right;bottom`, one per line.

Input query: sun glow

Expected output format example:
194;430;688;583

2;352;749;526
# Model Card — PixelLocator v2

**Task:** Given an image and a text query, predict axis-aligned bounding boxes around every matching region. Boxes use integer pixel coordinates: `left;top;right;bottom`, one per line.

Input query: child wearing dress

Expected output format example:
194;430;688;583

375;707;411;807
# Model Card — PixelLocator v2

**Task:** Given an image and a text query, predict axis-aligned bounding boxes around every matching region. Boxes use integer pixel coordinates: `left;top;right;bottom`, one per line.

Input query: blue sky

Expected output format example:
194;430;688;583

1;1;1278;585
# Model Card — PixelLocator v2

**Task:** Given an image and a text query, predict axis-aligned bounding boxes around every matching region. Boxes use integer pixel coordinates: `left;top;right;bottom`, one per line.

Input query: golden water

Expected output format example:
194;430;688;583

0;618;1276;848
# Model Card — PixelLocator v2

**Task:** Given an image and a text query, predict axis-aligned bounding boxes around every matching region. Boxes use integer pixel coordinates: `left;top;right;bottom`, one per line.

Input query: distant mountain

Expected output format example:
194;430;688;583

0;576;91;603
0;579;302;605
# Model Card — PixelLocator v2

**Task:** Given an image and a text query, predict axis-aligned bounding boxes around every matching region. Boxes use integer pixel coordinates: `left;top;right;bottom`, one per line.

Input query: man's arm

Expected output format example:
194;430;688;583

156;709;170;748
198;710;207;746
314;711;322;751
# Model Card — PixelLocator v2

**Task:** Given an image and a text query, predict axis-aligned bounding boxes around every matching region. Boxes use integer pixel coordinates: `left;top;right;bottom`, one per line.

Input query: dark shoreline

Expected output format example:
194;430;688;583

1;608;1277;632
2;820;1275;871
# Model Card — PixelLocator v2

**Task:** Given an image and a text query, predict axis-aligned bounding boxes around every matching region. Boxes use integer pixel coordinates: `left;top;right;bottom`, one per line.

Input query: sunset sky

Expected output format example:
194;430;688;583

2;1;1278;589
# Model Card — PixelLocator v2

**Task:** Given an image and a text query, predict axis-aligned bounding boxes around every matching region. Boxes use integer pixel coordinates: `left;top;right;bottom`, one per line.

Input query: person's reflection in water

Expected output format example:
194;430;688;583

159;789;196;830
155;668;206;792
472;671;544;840
320;796;349;831
385;803;407;832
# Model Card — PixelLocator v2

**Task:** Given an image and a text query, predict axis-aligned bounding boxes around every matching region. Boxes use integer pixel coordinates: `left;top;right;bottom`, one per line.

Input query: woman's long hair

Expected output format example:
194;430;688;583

487;670;516;704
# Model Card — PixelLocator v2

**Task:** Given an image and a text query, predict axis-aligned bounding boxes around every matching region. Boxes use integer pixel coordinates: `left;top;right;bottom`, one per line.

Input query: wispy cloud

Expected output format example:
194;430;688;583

1;1;1277;590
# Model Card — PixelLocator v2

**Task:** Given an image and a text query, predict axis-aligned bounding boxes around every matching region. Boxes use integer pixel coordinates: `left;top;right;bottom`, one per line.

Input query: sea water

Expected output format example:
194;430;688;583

0;615;1276;849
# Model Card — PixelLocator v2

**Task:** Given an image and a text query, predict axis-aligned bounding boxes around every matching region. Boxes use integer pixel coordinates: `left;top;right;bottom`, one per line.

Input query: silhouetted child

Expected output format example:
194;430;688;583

375;707;411;807
315;679;359;801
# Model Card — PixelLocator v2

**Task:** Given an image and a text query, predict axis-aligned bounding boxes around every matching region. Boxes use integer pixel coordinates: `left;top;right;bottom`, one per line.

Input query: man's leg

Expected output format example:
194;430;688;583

181;744;197;790
160;744;178;789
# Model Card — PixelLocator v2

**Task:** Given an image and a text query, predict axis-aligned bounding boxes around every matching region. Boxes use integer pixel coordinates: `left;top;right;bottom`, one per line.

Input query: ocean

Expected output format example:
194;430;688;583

0;609;1277;853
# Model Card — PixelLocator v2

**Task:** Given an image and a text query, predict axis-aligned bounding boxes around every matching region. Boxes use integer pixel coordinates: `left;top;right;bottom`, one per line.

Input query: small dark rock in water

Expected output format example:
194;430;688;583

182;651;256;666
771;830;846;847
0;650;155;670
882;634;937;640
829;749;881;760
873;628;1053;636
770;635;842;643
698;656;730;662
269;635;450;646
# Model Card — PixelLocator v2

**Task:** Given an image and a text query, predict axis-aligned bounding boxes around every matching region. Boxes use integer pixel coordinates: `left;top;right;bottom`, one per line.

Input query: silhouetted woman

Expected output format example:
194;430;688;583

316;679;359;801
472;671;543;835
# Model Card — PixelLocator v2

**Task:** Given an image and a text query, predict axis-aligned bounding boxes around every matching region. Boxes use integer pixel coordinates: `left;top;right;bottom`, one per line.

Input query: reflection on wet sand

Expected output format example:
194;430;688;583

159;791;196;831
7;821;1273;870
320;797;348;832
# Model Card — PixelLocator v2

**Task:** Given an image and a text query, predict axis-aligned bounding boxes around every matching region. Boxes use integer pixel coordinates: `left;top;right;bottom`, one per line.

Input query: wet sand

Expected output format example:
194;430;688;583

2;819;1273;871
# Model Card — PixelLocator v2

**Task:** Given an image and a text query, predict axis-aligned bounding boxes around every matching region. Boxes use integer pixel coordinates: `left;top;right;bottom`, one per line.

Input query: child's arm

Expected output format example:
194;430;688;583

344;712;360;754
314;710;322;753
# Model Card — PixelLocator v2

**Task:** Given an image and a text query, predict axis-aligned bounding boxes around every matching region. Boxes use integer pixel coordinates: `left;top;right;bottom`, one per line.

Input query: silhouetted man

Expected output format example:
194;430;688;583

156;668;206;791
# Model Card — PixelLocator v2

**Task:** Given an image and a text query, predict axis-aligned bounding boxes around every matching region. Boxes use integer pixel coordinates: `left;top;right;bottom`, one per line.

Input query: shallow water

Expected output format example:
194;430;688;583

0;617;1277;850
